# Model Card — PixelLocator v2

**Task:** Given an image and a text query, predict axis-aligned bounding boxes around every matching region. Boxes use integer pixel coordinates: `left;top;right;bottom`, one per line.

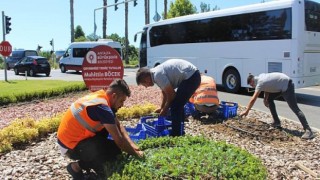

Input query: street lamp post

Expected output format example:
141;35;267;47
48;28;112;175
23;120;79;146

93;0;135;39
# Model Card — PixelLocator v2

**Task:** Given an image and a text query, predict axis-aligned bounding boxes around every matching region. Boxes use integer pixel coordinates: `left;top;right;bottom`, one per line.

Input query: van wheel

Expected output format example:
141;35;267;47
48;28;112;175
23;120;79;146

223;69;241;93
60;65;66;73
6;64;10;70
46;72;50;77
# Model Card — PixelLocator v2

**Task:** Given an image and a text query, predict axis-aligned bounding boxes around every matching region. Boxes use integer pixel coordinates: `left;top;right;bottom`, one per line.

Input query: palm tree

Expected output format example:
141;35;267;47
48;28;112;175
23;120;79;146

70;0;75;42
102;0;107;39
164;0;167;19
124;1;129;64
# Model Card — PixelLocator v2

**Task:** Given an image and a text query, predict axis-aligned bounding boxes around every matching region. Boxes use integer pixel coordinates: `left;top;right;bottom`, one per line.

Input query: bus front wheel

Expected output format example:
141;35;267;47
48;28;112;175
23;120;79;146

223;69;241;93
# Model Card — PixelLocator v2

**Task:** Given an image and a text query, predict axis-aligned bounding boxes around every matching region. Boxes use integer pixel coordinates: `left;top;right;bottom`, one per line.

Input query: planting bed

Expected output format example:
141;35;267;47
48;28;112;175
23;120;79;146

0;86;319;179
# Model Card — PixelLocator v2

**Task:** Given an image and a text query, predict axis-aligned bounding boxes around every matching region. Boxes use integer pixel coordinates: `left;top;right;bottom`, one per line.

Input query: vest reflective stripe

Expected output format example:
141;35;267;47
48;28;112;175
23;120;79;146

195;87;217;93
194;95;219;101
70;98;107;133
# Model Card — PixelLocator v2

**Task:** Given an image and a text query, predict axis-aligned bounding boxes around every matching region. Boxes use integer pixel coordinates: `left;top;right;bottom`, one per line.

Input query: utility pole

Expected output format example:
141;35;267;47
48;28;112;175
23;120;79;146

2;11;11;82
50;39;55;68
93;0;135;39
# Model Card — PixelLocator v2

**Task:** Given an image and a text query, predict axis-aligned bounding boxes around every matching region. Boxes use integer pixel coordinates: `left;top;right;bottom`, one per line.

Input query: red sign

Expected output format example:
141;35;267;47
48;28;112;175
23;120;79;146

0;41;12;57
82;45;124;91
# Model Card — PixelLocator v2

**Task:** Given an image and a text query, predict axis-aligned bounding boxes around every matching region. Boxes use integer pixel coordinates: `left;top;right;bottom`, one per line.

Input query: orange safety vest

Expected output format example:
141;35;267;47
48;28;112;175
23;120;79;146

189;75;219;106
57;90;110;150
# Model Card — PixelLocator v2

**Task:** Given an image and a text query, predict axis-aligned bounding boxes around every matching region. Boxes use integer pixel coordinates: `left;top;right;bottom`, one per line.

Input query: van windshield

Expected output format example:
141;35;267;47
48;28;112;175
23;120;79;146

12;51;23;58
25;51;38;56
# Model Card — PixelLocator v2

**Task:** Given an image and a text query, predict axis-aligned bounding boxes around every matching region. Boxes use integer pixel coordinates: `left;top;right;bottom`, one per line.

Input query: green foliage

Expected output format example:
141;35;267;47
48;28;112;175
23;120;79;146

38;51;59;69
106;136;267;179
75;36;88;42
108;33;126;45
0;114;64;153
86;33;101;41
74;25;85;39
200;2;220;13
0;104;158;154
36;114;64;136
0;118;39;153
167;0;197;19
0;55;4;69
116;103;157;120
0;80;87;106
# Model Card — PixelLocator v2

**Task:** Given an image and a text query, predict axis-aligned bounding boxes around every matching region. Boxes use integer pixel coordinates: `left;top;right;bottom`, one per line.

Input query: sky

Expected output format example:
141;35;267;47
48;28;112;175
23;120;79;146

1;0;319;52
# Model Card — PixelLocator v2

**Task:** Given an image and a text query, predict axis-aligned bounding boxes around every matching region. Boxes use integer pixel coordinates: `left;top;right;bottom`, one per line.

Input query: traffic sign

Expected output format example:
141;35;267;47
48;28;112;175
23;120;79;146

0;41;12;57
153;12;161;22
82;45;124;91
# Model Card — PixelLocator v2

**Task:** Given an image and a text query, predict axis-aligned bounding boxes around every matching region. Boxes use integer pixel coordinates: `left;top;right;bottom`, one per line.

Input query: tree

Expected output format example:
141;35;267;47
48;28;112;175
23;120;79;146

75;36;87;42
164;0;168;19
74;25;85;39
124;2;129;64
70;0;75;43
108;33;125;44
102;0;107;38
200;2;210;13
167;0;196;19
87;33;101;41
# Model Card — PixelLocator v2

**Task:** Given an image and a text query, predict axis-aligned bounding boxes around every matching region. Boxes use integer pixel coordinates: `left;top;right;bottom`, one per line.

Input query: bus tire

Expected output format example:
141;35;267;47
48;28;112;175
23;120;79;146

223;68;241;93
60;64;66;73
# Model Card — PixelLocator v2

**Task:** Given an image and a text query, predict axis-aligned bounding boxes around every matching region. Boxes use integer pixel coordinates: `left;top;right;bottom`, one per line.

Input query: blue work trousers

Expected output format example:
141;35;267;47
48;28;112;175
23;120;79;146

170;70;201;136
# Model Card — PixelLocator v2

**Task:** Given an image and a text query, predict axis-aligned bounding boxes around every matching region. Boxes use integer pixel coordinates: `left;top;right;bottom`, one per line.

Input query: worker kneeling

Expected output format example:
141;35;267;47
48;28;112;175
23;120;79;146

189;75;219;118
57;79;143;179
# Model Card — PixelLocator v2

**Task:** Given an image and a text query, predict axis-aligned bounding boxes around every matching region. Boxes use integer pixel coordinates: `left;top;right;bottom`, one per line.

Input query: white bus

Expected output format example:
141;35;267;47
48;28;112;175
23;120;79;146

136;0;320;93
59;40;122;73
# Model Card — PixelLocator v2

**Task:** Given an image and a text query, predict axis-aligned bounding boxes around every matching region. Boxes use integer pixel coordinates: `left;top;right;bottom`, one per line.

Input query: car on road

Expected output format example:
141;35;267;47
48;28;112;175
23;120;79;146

54;50;65;62
6;50;38;70
13;56;51;77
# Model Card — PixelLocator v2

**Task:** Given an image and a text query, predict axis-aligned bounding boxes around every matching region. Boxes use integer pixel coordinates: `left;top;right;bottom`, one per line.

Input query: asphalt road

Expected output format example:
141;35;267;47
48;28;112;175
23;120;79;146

1;68;319;130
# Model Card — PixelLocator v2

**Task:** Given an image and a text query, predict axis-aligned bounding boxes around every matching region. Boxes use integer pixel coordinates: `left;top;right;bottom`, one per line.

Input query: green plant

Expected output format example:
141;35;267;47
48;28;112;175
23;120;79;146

106;136;268;179
0;80;87;106
0;103;157;154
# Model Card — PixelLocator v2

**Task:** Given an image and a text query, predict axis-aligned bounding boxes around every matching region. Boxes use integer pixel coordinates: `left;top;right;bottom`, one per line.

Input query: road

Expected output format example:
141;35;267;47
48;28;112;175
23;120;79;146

1;68;319;129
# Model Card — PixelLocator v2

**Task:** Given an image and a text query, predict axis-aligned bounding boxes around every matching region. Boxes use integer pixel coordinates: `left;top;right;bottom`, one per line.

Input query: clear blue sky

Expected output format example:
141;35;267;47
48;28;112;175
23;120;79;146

1;0;318;51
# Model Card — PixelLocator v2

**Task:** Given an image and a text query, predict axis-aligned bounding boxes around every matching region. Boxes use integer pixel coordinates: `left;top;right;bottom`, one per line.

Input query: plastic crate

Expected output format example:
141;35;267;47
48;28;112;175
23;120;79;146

140;116;184;137
184;102;196;117
108;123;147;142
166;102;196;120
217;101;238;119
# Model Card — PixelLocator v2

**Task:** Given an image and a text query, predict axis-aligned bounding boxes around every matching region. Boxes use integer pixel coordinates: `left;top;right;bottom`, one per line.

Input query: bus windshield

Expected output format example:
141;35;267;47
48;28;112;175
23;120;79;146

305;0;320;32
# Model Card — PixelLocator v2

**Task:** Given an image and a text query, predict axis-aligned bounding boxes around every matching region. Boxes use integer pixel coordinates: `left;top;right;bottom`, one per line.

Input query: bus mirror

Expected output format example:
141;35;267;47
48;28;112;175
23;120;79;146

134;34;137;42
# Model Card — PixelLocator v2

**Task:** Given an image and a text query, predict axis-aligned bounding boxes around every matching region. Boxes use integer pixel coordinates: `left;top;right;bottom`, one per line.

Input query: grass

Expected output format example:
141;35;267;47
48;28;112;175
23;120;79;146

0;80;87;106
0;80;84;96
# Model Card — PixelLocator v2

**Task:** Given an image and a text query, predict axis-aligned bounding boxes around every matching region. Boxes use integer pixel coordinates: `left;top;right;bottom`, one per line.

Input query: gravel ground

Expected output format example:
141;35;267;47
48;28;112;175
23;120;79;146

0;86;319;179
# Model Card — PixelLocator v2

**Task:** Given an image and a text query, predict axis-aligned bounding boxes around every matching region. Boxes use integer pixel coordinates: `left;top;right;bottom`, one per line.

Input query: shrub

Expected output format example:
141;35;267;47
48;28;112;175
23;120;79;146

106;136;268;179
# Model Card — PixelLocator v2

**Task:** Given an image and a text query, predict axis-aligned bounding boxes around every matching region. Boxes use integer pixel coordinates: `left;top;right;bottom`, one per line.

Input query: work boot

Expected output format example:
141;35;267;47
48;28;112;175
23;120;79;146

270;122;282;130
67;162;84;180
301;129;315;140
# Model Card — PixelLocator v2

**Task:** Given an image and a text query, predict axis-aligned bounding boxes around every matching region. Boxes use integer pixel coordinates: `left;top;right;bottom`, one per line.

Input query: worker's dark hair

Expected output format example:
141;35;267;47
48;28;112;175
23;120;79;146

136;67;151;85
108;79;131;97
247;74;255;85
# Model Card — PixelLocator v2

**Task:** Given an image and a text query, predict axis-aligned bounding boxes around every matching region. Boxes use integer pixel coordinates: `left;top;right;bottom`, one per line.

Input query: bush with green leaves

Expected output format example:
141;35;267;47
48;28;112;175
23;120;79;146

0;114;63;153
105;136;268;179
0;81;87;106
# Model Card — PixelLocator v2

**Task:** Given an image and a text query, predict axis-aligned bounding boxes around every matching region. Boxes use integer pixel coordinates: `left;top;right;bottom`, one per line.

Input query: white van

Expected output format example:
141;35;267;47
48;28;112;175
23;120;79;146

59;40;122;73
